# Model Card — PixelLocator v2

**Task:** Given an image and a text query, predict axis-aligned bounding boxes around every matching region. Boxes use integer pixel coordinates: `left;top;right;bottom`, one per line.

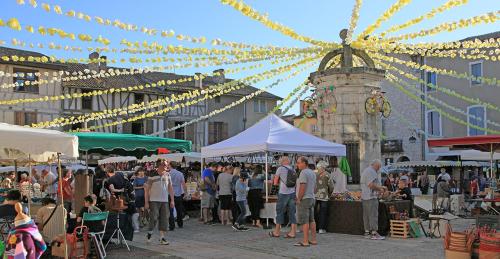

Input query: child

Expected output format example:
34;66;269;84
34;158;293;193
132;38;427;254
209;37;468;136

233;173;249;231
77;195;102;232
397;180;412;201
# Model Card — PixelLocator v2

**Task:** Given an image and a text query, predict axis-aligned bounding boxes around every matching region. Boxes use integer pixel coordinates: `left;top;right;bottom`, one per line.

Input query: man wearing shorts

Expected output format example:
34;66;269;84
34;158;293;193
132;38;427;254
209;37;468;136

145;160;175;245
295;156;317;247
201;163;217;224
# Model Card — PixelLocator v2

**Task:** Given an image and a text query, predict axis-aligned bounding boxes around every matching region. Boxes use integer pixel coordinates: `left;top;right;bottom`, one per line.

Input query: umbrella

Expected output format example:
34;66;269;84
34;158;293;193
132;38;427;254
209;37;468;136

428;135;500;179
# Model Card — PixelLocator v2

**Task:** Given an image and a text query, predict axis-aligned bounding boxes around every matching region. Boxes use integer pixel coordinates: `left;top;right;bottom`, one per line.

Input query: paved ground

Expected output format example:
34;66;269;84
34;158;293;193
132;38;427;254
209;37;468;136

105;217;475;259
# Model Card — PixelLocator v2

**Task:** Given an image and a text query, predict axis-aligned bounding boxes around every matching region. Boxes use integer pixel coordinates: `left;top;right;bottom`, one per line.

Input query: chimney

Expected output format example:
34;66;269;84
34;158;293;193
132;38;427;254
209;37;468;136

88;52;100;72
213;69;225;84
195;72;203;89
99;56;107;71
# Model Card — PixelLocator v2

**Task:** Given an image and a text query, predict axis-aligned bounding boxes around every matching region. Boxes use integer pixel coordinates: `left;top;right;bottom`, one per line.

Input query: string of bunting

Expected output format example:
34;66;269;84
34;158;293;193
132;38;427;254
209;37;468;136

0;63;265;105
386;46;500;62
85;58;317;133
378;0;469;37
0;17;110;45
379;11;500;43
219;0;336;48
375;59;500;114
345;0;363;44
0;50;311;89
0;46;313;81
0;45;318;67
279;83;310;115
14;0;290;50
354;0;413;44
150;67;310;135
370;52;500;87
36;55;321;129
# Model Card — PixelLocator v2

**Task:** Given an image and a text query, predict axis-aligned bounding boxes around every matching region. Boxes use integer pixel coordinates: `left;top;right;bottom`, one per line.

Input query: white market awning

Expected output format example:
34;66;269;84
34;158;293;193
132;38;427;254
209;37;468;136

98;156;137;165
392;160;487;168
0;123;78;163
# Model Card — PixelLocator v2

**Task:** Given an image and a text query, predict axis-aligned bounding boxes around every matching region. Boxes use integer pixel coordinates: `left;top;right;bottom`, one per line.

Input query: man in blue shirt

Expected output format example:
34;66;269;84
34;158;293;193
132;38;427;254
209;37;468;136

201;163;217;224
167;161;187;230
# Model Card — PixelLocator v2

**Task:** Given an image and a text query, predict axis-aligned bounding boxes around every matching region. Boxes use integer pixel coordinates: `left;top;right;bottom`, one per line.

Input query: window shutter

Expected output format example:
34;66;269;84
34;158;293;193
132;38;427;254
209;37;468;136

186;123;195;143
208;122;215;144
222;122;229;140
14;111;24;126
167;120;176;138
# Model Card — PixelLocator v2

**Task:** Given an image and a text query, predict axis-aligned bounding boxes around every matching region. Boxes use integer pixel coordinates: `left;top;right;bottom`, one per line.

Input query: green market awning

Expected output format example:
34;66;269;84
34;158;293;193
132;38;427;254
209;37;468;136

72;132;191;157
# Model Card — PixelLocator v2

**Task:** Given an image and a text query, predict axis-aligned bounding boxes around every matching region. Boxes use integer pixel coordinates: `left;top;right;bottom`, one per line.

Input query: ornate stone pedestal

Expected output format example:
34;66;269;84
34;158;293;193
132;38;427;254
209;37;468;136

310;67;385;181
309;29;386;182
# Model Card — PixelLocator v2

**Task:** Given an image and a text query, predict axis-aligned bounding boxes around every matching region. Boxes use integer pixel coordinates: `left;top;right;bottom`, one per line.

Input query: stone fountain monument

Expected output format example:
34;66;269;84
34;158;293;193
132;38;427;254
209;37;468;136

309;29;386;182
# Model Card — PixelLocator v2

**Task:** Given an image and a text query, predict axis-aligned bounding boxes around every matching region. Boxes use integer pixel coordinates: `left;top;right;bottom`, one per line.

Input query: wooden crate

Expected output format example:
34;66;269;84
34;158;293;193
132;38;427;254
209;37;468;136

390;220;411;238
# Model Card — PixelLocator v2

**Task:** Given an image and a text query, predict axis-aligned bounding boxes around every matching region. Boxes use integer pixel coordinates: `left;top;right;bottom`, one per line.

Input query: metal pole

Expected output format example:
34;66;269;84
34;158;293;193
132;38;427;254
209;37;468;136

265;152;269;228
28;154;32;216
490;143;494;180
57;153;68;259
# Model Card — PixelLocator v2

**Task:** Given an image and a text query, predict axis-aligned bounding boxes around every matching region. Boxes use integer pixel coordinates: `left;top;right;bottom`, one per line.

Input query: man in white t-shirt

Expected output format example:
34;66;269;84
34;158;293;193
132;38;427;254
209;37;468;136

145;160;175;245
269;156;297;238
360;159;386;240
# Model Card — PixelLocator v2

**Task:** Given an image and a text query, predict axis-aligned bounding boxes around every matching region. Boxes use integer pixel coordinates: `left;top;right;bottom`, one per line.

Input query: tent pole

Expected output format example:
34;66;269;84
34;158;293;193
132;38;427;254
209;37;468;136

490;144;494;180
265;152;269;228
57;153;68;259
200;157;204;221
28;154;32;216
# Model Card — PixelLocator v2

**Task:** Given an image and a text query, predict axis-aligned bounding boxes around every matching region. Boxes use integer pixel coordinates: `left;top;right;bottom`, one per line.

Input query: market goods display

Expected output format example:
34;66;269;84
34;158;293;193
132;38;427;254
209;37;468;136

331;191;361;201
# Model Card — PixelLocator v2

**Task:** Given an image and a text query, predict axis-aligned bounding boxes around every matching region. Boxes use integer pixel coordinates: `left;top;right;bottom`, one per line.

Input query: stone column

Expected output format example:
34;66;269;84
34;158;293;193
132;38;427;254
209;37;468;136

310;67;385;179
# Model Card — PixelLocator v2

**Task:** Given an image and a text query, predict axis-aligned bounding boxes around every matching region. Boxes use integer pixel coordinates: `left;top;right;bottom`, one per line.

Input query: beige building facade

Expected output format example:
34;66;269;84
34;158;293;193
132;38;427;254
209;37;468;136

381;31;500;163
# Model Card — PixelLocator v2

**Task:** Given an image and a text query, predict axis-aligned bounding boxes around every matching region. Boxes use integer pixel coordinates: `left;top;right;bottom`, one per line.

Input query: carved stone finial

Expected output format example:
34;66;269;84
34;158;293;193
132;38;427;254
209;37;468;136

339;29;348;44
318;29;375;71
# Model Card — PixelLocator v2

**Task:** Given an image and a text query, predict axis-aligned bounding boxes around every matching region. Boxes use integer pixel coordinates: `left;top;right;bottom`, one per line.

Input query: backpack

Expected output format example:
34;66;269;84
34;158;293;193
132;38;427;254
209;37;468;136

281;166;297;188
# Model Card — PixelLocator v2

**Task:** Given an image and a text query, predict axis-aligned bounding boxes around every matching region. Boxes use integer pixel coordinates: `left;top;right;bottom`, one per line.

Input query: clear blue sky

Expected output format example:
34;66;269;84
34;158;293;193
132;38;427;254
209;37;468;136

2;0;500;115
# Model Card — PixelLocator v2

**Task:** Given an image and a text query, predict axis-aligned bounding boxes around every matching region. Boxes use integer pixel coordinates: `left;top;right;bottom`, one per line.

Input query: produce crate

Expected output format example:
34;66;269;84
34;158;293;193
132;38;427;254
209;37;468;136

390;219;411;238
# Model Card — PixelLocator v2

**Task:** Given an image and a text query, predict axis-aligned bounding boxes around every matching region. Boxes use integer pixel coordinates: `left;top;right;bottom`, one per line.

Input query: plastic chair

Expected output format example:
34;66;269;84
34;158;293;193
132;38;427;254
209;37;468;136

82;211;109;258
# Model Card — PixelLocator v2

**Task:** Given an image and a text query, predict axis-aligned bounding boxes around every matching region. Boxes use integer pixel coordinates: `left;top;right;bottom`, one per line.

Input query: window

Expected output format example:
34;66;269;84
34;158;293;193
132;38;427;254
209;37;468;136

134;93;144;104
131;121;144;135
208;121;228;144
81;89;93;110
426;71;437;92
470;62;482;86
174;121;185;140
467;105;486;136
214;96;221;103
14;111;37;126
13;68;38;93
426;110;442;137
145;120;154;134
253;99;267;113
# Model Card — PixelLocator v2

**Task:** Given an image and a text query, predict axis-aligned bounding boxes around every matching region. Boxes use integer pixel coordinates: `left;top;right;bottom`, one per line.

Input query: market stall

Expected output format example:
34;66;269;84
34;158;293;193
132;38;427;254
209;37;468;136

327;194;412;235
0;123;78;258
201;114;346;224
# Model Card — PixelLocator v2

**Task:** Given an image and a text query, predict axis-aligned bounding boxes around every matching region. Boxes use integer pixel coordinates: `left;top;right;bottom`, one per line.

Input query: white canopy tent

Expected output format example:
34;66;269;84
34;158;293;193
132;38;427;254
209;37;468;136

201;114;346;220
201;114;346;158
98;156;137;165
